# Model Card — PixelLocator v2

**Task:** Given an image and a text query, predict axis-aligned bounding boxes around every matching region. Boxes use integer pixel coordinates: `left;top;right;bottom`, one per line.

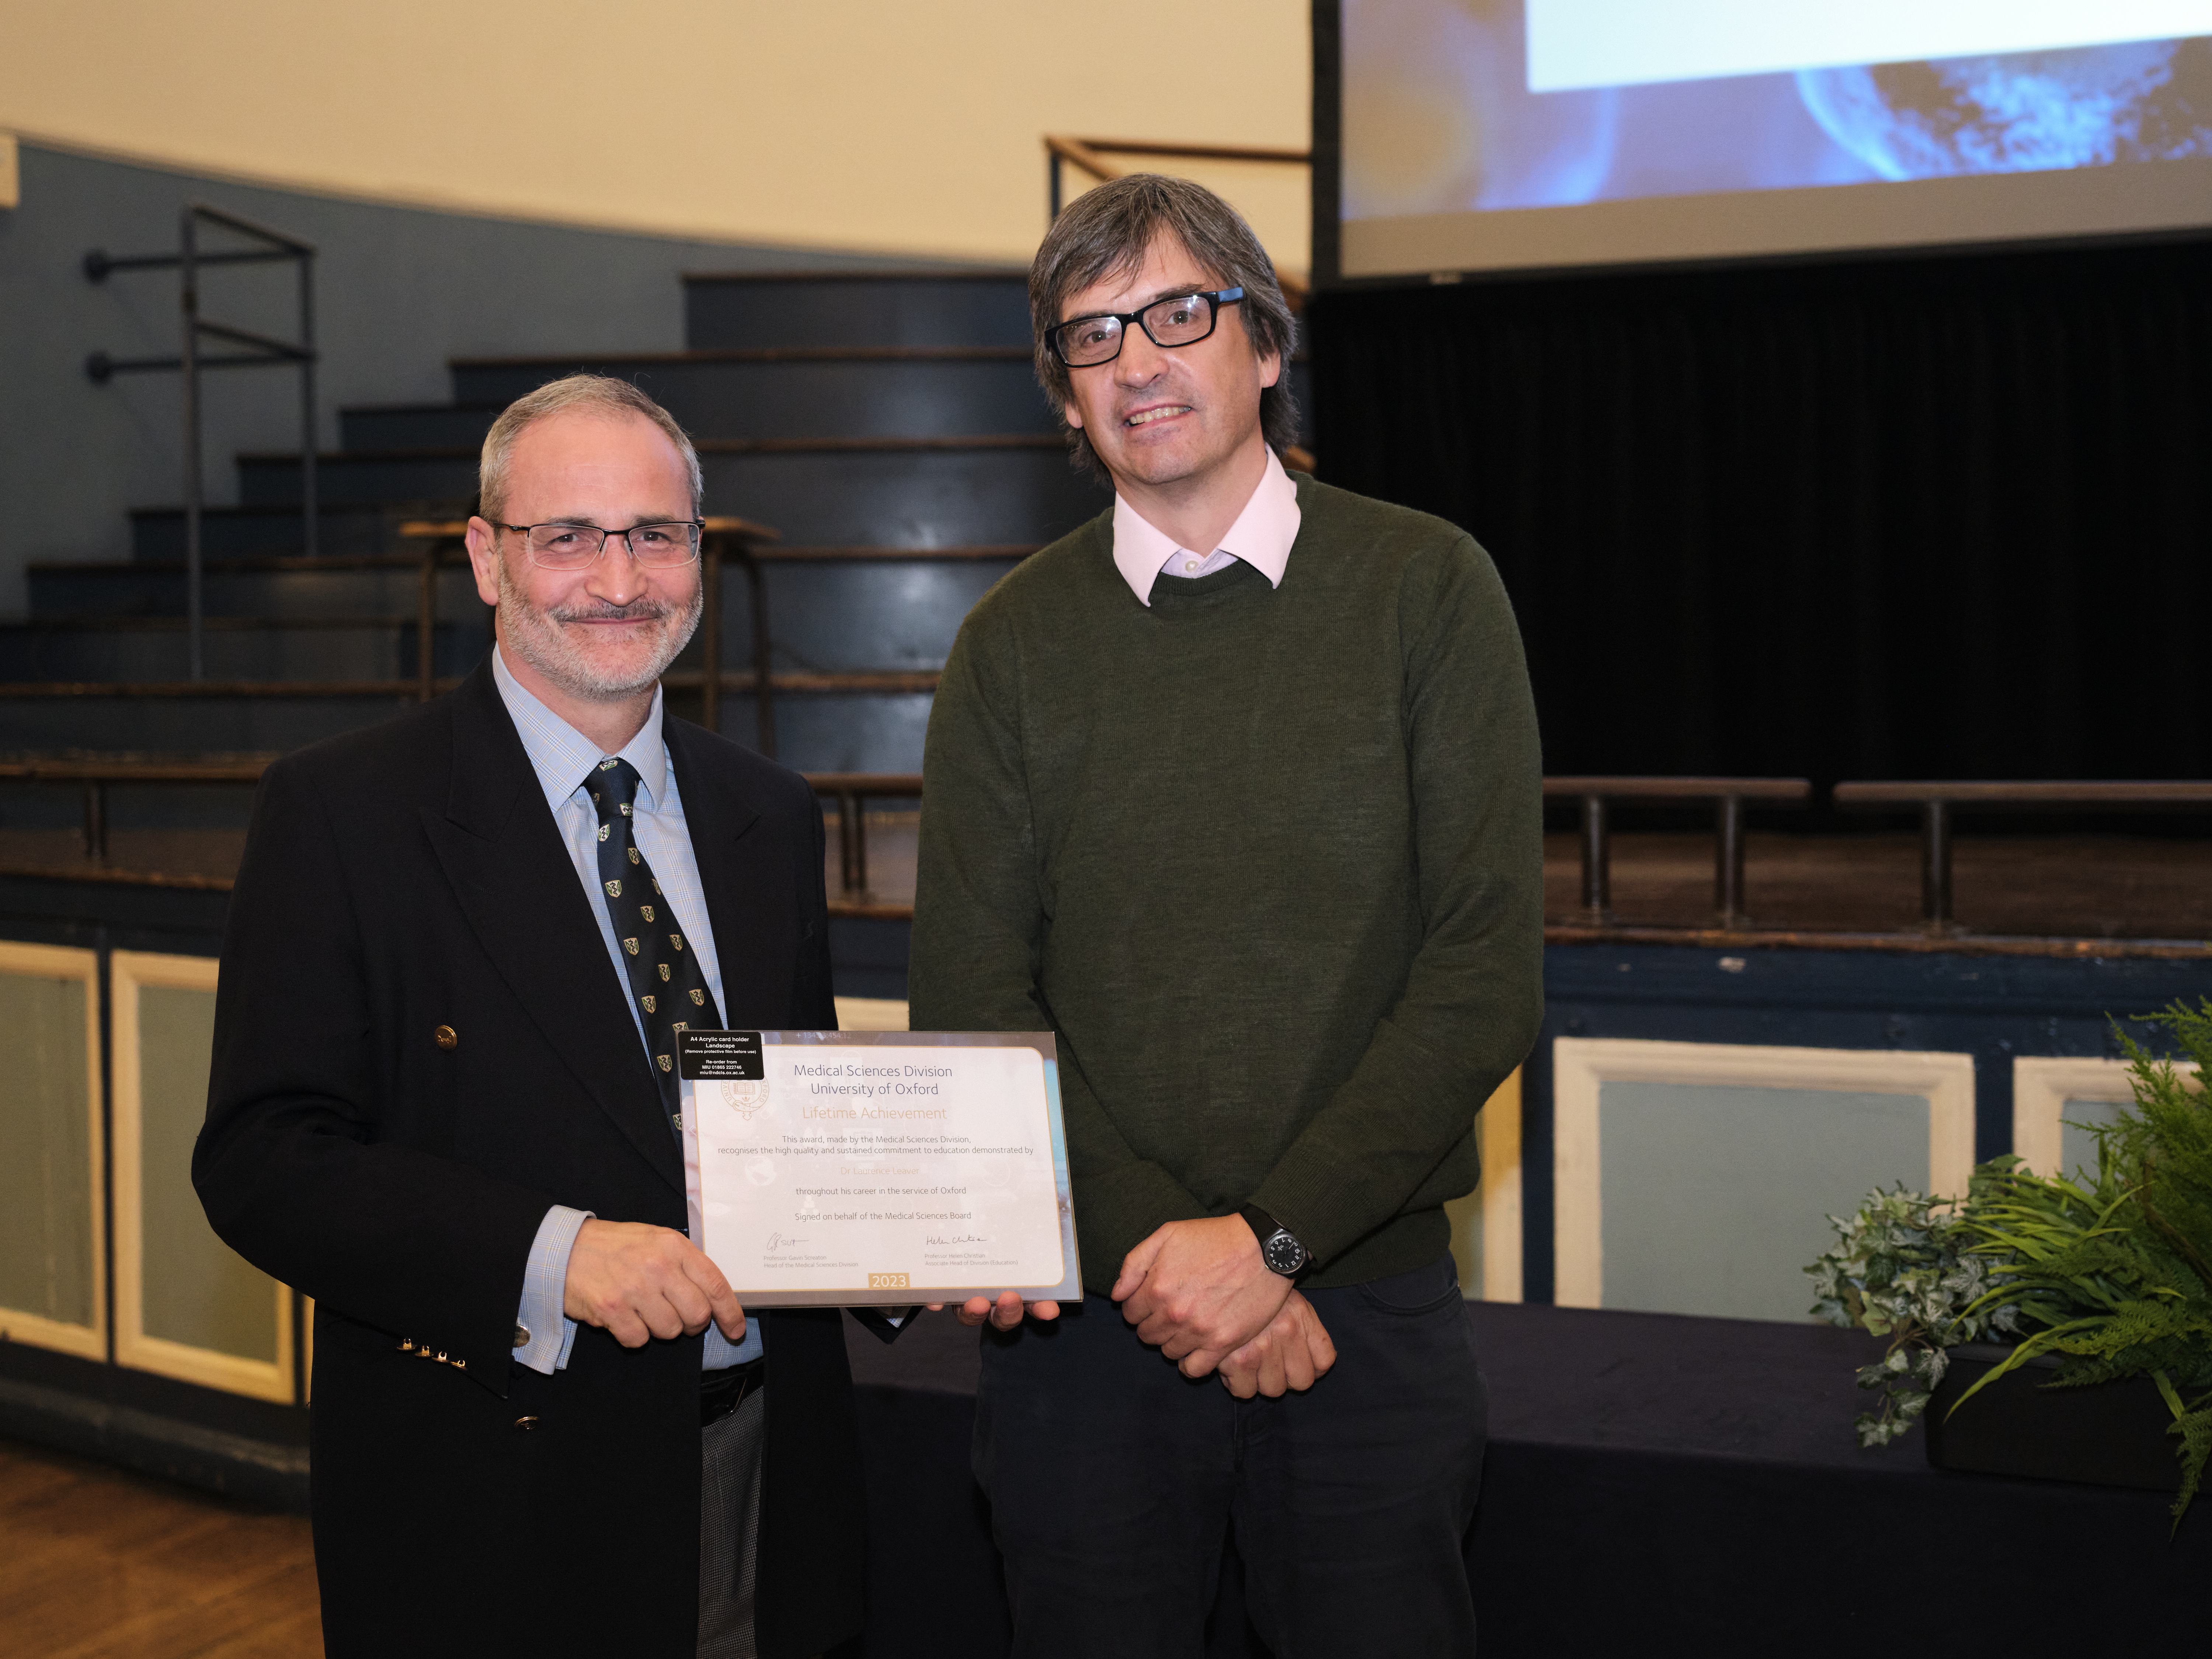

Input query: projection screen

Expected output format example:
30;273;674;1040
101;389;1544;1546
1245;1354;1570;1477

1338;0;2212;276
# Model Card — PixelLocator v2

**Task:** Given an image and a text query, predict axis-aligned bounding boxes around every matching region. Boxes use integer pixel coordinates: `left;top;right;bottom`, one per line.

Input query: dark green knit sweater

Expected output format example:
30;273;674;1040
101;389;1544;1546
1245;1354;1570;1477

909;474;1544;1293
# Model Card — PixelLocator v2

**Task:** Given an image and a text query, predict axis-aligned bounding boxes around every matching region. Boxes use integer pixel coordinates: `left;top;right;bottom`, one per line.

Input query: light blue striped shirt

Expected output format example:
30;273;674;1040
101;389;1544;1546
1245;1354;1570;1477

495;648;762;1374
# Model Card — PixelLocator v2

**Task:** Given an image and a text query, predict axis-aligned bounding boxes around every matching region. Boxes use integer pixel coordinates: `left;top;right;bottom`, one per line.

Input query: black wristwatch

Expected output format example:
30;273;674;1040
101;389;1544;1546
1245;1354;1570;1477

1239;1204;1312;1279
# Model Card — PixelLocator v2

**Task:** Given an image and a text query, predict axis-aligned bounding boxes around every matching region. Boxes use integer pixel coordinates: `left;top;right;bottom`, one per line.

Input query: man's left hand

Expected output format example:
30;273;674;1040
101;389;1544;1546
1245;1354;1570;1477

1216;1290;1337;1399
1112;1214;1293;1377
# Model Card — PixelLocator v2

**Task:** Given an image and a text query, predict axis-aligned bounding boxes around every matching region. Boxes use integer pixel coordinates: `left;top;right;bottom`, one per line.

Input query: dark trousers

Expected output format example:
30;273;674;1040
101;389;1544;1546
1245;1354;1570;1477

973;1253;1488;1659
698;1382;765;1659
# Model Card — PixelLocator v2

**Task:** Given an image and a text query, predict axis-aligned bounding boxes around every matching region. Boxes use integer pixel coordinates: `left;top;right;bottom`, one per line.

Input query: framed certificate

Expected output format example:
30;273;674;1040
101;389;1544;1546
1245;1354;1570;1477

677;1029;1082;1307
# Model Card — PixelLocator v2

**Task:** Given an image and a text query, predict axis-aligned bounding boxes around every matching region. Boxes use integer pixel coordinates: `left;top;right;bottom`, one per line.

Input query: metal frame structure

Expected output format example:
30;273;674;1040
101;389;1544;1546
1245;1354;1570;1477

1834;780;2212;933
85;204;319;681
8;760;2209;936
1545;777;1813;929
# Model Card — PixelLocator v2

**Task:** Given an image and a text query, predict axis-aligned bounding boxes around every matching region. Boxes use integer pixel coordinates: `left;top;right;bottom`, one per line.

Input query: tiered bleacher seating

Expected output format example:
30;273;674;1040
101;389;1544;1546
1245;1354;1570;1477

1;269;1141;773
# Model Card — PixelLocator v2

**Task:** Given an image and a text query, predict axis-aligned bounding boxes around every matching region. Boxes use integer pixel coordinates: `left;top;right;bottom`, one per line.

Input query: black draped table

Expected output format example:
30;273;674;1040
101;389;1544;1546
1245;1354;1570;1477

843;1301;2202;1656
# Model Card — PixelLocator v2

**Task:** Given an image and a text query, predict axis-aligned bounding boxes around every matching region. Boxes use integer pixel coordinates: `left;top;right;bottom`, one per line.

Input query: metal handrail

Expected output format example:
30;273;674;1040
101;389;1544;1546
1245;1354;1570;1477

0;753;274;863
1043;135;1312;310
85;203;319;681
12;766;2209;935
5;761;1812;915
0;751;921;879
807;773;923;898
1833;780;2212;934
1543;777;1813;929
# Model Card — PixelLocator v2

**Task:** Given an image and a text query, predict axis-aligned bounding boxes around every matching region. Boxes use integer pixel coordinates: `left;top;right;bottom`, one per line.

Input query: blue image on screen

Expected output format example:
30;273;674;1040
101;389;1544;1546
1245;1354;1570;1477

1341;0;2212;219
1798;41;2212;180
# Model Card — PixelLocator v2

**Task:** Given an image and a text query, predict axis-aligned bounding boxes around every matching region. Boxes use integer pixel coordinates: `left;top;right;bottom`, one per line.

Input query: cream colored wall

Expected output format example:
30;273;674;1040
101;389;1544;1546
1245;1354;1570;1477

0;1;1311;269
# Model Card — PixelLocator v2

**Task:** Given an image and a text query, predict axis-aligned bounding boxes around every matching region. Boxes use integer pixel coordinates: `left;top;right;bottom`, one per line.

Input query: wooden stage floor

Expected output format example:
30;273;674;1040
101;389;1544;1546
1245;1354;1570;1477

4;822;2207;945
1538;829;2212;942
0;1437;320;1657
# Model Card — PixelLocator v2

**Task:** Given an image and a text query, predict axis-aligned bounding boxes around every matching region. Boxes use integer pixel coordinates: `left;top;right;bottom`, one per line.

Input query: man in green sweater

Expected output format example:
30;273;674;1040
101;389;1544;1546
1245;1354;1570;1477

909;174;1543;1657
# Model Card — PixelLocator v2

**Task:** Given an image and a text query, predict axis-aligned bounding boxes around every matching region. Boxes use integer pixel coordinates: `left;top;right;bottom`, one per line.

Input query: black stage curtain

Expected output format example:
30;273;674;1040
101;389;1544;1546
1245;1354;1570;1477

1308;239;2212;792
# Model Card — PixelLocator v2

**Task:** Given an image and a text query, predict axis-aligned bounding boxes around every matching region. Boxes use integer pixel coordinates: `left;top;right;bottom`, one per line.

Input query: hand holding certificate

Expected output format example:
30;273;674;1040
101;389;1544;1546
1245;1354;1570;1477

678;1029;1082;1308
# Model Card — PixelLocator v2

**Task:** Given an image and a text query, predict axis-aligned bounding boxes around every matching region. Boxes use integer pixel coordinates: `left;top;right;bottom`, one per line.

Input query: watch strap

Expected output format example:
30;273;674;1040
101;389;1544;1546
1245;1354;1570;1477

1238;1203;1310;1277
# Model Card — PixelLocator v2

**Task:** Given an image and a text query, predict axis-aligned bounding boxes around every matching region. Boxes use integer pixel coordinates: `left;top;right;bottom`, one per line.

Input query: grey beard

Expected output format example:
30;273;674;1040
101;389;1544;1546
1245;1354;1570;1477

496;559;705;702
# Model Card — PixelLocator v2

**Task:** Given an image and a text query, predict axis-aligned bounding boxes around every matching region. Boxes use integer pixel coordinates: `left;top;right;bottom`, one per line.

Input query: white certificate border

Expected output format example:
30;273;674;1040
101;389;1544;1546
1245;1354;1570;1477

682;1029;1081;1308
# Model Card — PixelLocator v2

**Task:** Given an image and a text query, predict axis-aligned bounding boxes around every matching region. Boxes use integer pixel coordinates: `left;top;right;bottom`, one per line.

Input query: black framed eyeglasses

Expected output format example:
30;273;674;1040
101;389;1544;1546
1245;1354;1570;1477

491;520;704;570
1046;287;1244;368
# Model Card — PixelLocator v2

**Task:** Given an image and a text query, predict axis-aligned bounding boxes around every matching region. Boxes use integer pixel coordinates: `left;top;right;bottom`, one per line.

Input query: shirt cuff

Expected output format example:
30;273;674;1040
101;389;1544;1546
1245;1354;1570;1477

703;1316;764;1367
514;1204;592;1375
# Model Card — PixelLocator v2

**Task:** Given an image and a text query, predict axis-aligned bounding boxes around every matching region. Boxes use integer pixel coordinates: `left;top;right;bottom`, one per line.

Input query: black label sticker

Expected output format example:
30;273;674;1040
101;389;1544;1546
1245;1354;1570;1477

678;1029;764;1081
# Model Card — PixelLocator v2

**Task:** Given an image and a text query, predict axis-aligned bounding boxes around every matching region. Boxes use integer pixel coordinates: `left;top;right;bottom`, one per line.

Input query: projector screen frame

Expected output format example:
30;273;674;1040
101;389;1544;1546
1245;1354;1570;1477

1308;0;2212;292
1311;0;1347;290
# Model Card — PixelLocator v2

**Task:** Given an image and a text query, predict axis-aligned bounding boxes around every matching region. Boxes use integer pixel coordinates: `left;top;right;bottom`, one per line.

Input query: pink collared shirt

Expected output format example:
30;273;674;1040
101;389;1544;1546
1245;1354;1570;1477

1110;446;1302;607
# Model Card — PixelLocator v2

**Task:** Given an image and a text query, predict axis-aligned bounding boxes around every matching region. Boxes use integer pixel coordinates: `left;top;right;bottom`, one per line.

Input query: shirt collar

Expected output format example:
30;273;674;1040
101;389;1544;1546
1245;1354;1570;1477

1110;446;1302;608
491;646;669;813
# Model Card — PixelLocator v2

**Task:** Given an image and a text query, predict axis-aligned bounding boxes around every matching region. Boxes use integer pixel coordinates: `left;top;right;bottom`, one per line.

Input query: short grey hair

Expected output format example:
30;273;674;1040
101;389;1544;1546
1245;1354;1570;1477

1029;174;1300;484
477;374;703;523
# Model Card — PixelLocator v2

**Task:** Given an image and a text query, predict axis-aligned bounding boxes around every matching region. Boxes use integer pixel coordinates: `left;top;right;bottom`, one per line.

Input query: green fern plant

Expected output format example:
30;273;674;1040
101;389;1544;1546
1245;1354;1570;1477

1811;998;2212;1526
1948;1001;2212;1524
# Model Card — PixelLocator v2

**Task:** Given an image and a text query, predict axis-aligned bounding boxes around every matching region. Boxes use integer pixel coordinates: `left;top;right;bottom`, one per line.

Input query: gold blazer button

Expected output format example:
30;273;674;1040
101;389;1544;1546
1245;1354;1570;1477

433;1025;458;1050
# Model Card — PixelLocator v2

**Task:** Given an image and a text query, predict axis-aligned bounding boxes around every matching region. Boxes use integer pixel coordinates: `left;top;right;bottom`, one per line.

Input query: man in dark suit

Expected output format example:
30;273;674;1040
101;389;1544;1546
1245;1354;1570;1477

195;375;869;1658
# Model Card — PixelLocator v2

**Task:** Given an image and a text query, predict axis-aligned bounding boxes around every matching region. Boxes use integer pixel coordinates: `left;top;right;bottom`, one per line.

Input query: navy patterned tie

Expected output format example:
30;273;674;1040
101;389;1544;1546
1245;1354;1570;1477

585;758;724;1138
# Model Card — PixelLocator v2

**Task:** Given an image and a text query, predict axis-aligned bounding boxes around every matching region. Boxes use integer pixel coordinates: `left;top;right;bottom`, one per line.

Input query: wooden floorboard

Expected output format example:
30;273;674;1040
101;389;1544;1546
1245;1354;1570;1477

0;1438;320;1659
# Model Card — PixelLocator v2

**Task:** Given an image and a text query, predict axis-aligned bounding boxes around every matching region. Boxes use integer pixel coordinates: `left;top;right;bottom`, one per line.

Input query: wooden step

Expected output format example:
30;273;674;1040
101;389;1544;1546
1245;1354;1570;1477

239;440;1106;547
762;544;1037;562
128;504;399;561
0;684;934;775
25;557;482;625
0;692;420;758
0;617;483;684
444;349;1053;442
0;670;941;698
682;269;1031;351
25;551;1012;684
340;400;507;451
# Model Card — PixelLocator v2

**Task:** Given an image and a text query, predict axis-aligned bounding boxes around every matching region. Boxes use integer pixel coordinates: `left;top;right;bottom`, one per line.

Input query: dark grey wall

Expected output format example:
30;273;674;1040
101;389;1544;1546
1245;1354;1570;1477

0;141;921;610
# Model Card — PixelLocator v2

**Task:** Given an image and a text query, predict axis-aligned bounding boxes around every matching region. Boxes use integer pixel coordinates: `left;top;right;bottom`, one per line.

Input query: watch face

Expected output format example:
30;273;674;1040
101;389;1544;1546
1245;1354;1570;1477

1262;1231;1308;1275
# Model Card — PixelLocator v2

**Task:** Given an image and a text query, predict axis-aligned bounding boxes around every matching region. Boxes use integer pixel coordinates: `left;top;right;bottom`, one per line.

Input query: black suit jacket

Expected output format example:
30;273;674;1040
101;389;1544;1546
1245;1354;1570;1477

195;661;866;1658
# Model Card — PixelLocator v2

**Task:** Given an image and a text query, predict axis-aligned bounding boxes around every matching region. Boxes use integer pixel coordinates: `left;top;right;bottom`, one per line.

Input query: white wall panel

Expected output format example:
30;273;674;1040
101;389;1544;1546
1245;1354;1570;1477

1554;1038;1975;1320
0;942;105;1360
112;950;295;1402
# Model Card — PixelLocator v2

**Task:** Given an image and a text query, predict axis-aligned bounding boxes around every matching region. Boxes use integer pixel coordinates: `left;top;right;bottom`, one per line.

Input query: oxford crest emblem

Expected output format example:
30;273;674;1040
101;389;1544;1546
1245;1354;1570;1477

719;1078;772;1120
